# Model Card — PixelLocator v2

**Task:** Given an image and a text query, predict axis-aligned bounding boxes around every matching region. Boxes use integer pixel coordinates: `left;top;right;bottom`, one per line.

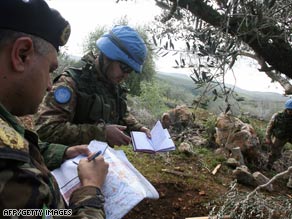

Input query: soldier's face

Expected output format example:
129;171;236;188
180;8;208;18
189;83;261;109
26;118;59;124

5;37;58;116
106;61;130;85
21;47;57;115
287;109;292;115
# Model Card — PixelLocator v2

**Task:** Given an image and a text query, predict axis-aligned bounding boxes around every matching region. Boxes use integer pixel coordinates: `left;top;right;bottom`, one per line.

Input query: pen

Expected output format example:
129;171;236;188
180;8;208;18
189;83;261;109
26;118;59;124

72;150;104;165
88;150;102;161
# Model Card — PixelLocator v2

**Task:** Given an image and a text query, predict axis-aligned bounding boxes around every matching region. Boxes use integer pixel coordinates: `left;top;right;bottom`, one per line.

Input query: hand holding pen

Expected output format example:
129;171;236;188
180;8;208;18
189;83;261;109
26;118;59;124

73;149;106;165
88;150;102;161
77;150;109;188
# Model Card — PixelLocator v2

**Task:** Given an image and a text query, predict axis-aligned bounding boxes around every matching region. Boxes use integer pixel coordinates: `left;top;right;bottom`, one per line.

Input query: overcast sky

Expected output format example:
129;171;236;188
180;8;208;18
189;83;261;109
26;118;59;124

46;0;284;94
46;0;161;55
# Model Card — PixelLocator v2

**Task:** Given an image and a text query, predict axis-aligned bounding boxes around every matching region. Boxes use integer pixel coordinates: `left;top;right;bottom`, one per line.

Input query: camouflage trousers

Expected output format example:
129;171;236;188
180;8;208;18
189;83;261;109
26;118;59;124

267;137;292;189
267;137;292;168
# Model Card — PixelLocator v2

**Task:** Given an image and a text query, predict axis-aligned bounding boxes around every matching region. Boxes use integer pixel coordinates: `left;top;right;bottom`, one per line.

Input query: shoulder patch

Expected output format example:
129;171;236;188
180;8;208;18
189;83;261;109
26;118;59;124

0;118;28;151
54;86;72;104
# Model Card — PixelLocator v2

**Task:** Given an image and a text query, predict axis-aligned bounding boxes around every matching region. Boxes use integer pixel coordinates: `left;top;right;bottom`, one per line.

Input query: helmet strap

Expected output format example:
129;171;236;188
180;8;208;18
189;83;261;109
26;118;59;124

108;31;143;64
98;53;104;71
99;53;111;80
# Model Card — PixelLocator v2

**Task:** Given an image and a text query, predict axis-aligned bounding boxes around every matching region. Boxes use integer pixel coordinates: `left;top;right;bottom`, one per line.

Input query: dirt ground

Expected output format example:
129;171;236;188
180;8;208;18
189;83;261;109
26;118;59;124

124;182;210;219
123;152;228;219
120;151;238;219
122;150;292;219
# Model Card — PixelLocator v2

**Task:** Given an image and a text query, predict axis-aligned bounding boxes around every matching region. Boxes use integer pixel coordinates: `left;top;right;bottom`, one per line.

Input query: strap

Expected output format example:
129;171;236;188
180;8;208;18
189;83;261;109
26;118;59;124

108;31;143;64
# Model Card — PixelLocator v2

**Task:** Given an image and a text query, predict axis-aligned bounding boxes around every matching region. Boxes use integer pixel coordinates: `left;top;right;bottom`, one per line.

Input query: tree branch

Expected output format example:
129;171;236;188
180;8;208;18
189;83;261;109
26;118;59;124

169;0;292;79
238;51;292;95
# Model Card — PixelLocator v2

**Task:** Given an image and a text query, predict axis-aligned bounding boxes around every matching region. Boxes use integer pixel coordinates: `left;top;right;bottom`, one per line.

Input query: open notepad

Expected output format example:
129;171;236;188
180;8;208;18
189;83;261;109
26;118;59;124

131;120;175;153
51;140;159;219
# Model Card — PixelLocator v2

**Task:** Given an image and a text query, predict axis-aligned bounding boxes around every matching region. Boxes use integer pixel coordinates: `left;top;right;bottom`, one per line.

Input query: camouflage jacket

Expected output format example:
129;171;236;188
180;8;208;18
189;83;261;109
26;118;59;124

35;53;143;147
266;110;292;139
0;103;105;218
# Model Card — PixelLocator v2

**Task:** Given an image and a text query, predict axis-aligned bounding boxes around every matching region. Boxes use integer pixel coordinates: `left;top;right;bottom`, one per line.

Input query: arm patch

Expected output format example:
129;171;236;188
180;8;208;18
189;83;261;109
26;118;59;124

54;86;72;104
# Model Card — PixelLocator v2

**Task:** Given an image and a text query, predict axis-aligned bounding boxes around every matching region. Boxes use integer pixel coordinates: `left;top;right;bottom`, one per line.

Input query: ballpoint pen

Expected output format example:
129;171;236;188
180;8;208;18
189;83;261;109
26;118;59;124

72;150;102;165
88;150;102;161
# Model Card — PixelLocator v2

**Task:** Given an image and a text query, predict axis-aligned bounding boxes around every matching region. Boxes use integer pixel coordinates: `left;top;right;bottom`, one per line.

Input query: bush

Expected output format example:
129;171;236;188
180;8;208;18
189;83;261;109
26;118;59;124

138;81;168;119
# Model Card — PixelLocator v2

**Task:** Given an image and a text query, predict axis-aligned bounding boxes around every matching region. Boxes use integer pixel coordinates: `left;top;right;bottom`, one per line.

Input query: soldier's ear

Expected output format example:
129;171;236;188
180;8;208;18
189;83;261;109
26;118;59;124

11;37;34;72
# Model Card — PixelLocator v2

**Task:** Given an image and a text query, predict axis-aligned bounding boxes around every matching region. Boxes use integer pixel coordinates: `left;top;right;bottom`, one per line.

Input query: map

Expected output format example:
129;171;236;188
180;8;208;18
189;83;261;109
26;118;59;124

51;140;159;219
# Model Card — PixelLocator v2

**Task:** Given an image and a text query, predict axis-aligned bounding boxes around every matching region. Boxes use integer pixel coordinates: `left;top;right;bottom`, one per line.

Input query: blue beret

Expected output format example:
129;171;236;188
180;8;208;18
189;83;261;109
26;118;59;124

0;0;71;51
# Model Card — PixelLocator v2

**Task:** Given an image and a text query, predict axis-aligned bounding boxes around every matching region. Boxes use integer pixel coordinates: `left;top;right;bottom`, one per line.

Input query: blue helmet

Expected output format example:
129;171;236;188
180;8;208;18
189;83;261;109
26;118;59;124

285;99;292;109
96;25;147;73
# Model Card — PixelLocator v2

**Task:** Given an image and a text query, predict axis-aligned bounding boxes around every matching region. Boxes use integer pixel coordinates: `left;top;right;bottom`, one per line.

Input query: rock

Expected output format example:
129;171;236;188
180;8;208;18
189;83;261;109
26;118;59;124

214;148;229;157
226;158;240;168
230;147;245;165
233;166;257;187
214;113;260;164
178;142;193;154
161;105;194;130
252;171;273;192
189;135;207;146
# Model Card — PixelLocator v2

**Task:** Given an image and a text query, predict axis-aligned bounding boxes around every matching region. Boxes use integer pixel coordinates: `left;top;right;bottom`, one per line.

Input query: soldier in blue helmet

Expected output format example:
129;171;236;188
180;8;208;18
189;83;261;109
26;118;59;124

0;0;108;218
265;99;292;171
34;25;151;152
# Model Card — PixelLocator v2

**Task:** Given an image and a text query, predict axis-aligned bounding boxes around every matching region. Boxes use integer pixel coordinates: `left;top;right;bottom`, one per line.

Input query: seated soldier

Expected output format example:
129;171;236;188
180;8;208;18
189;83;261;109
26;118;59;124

0;1;108;217
34;25;151;149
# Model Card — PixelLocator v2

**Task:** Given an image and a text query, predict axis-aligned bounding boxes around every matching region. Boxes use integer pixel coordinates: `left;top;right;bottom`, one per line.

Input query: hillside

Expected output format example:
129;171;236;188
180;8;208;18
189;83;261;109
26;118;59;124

18;98;292;219
121;107;292;219
156;71;289;120
156;71;287;101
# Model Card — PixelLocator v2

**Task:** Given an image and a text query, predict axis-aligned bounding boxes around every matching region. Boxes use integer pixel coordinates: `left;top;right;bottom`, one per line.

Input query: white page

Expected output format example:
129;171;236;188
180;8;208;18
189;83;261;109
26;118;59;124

51;159;81;202
156;137;175;152
131;131;154;151
164;129;171;138
150;120;168;149
154;129;175;151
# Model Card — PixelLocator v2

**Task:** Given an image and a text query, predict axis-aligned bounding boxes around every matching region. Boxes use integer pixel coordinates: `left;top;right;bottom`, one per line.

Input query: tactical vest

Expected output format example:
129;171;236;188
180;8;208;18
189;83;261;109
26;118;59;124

62;66;127;125
272;111;292;139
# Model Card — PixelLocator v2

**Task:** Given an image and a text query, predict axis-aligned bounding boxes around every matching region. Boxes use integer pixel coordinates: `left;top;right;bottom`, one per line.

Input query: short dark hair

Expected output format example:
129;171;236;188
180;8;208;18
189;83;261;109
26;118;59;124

0;29;53;56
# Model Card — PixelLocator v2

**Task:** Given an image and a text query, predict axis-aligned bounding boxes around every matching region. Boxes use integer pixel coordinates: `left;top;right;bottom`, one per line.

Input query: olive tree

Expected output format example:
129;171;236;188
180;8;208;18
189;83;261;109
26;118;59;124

149;0;292;96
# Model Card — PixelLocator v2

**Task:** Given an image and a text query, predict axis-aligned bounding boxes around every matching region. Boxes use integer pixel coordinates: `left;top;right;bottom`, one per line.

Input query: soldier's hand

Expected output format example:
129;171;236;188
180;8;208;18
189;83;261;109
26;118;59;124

63;144;90;160
105;124;131;147
78;156;109;189
140;126;151;138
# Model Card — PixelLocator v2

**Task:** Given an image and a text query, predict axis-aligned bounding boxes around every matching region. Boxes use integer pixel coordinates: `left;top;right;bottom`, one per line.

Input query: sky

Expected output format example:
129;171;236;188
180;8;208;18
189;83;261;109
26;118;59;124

46;0;161;55
46;0;285;94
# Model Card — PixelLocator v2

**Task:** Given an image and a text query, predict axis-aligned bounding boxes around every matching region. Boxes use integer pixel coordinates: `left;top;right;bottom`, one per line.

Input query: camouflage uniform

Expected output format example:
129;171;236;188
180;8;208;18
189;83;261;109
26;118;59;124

265;110;292;166
0;103;105;218
35;52;143;148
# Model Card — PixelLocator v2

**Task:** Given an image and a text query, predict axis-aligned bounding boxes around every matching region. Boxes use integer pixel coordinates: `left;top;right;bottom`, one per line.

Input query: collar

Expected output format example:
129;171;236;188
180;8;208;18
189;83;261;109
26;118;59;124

0;102;25;136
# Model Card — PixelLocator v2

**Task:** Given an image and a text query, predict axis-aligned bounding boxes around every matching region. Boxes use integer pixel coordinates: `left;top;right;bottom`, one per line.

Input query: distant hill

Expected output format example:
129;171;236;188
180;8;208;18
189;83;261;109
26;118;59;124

231;86;287;101
156;71;289;120
156;71;199;95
